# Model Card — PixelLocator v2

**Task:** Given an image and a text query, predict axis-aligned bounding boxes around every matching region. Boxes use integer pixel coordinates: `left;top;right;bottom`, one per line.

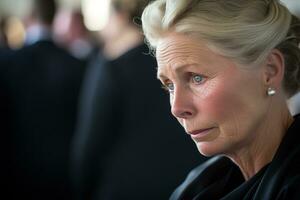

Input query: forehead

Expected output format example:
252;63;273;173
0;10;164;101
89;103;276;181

156;33;206;63
156;33;222;77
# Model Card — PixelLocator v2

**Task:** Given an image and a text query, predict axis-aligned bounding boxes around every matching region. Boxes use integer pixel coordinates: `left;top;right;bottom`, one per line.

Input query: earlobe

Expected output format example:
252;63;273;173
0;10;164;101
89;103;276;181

267;87;276;96
263;49;285;87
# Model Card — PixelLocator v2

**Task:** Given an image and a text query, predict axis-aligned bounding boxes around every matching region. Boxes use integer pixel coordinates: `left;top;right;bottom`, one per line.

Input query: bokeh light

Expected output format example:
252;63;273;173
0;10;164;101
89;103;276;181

81;0;111;31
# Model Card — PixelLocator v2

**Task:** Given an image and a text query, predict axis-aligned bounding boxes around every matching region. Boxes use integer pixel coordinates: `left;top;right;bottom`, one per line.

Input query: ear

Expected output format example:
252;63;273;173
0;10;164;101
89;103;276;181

262;49;285;89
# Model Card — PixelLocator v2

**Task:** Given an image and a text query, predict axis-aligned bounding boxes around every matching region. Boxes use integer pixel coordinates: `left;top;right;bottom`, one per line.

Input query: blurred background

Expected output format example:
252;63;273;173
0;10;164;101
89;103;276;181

0;0;110;50
0;0;299;50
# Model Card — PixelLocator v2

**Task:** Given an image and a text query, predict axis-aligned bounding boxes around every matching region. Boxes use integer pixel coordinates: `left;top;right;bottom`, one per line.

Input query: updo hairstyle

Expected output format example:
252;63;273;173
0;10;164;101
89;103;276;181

142;0;300;97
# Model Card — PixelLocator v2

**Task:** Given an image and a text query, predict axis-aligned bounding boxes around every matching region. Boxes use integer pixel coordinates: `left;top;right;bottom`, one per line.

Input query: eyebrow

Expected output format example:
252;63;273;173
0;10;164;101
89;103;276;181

157;73;165;80
157;63;196;80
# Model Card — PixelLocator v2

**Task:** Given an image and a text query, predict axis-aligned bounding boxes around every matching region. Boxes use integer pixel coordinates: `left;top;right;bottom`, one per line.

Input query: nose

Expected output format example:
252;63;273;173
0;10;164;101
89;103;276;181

170;87;195;119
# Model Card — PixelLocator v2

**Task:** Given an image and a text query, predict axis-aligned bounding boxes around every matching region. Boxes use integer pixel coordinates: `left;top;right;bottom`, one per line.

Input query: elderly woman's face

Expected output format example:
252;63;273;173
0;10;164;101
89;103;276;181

156;33;270;156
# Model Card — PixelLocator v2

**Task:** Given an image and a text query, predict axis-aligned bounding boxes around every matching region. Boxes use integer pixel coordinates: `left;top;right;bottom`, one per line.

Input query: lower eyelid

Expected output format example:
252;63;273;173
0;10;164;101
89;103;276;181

161;85;171;93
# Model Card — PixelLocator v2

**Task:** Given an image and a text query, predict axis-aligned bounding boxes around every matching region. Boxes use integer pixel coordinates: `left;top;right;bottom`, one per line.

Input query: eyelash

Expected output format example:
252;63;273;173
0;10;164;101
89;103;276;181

161;82;174;93
161;73;206;93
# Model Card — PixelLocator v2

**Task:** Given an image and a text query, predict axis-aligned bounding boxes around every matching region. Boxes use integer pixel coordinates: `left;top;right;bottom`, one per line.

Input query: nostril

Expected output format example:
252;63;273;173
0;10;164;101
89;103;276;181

181;111;193;118
171;108;193;119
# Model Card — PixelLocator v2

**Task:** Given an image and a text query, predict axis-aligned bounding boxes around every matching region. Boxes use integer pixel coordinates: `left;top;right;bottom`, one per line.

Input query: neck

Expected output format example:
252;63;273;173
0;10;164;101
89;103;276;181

25;22;52;45
227;100;294;180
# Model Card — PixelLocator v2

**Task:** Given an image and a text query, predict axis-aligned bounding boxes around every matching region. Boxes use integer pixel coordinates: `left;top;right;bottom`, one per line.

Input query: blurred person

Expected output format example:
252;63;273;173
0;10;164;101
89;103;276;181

0;17;13;199
142;0;300;199
0;16;9;49
4;16;26;49
0;0;86;199
23;0;53;46
0;16;17;54
70;0;206;199
53;9;97;61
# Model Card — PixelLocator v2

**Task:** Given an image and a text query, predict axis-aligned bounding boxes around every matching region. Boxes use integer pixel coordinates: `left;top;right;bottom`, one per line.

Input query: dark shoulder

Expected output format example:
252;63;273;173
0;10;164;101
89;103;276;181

277;175;300;200
109;43;156;70
14;41;70;58
279;144;300;198
184;156;233;183
170;156;241;200
105;43;158;88
14;41;84;66
256;114;300;200
28;41;73;57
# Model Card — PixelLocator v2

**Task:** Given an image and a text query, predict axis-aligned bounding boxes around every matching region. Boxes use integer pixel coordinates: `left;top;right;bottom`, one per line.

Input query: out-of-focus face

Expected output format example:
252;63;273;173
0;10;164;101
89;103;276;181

156;33;271;156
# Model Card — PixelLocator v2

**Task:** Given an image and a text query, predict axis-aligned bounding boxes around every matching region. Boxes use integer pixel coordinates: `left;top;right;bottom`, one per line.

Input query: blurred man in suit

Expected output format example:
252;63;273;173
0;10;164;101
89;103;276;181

53;9;97;61
0;0;86;199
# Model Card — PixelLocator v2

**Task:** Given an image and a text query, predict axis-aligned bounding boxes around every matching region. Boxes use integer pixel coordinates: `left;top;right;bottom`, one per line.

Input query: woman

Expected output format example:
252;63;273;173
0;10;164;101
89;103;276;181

142;0;300;199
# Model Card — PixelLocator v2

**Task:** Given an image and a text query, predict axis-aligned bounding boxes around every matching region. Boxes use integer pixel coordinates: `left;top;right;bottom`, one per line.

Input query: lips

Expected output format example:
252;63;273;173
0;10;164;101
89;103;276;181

187;127;215;139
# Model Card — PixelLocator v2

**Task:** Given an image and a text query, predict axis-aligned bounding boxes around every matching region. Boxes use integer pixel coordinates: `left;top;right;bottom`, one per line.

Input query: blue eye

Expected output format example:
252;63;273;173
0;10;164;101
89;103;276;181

166;83;174;91
192;74;204;84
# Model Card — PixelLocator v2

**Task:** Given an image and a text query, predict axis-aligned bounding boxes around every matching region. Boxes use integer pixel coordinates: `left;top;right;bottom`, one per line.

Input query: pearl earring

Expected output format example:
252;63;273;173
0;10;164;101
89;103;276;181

267;87;276;96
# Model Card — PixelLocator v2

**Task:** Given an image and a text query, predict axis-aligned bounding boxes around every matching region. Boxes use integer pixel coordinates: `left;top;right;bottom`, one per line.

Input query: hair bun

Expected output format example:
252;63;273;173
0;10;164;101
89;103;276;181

277;15;300;97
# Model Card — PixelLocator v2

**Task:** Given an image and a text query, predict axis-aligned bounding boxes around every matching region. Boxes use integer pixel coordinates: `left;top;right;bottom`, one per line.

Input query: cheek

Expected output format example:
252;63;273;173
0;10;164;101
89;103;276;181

201;80;234;120
199;76;252;133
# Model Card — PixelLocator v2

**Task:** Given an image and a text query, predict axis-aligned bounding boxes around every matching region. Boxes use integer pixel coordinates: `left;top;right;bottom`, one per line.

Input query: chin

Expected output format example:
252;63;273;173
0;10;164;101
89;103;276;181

196;142;224;157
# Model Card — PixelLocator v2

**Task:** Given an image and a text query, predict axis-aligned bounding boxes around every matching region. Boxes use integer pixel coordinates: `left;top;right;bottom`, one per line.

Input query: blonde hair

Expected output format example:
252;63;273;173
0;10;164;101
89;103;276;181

142;0;300;97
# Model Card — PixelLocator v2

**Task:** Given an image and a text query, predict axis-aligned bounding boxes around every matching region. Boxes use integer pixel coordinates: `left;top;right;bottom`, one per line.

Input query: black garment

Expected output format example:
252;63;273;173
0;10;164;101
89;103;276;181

170;114;300;200
0;40;86;200
0;48;14;198
71;44;206;200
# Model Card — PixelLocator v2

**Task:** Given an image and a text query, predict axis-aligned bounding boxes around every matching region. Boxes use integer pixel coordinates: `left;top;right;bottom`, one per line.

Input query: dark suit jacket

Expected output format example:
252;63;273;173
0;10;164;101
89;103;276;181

170;114;300;200
0;40;86;200
71;43;206;200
